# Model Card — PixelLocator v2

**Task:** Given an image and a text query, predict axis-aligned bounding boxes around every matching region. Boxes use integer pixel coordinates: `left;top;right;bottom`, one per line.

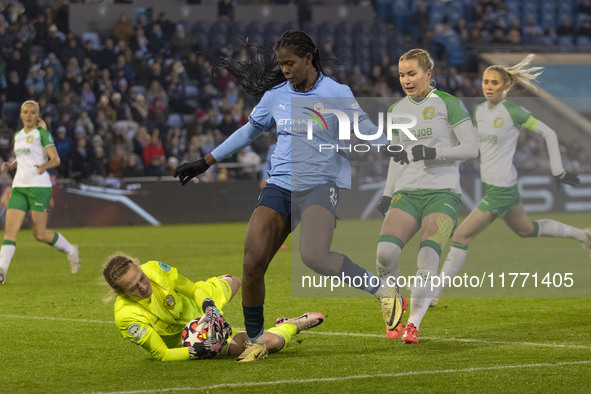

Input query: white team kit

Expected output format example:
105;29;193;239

385;89;477;195
12;126;54;187
473;98;564;187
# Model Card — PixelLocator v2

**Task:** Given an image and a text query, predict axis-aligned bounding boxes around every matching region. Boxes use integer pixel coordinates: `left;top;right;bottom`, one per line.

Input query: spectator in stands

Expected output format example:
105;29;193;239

543;26;558;46
218;0;235;21
170;24;196;60
112;13;135;43
70;136;90;182
132;126;151;158
578;19;591;39
54;126;72;177
111;92;132;121
148;23;170;58
88;145;107;177
99;38;118;70
580;0;591;16
108;145;125;178
130;94;149;125
122;152;144;177
557;16;575;38
143;128;166;176
218;111;238;138
130;26;149;58
237;147;261;180
6;70;25;103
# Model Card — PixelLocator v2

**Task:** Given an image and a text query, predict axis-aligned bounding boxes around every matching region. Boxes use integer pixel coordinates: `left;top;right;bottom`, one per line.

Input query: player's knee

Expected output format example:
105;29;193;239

299;249;328;273
32;229;46;242
376;242;401;267
265;332;285;353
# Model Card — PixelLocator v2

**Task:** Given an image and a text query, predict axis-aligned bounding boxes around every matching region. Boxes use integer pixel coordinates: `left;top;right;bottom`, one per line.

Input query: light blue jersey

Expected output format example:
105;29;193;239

247;74;382;191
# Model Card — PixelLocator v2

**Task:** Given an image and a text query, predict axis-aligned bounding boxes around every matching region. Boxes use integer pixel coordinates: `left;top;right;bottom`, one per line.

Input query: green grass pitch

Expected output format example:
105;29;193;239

1;213;590;393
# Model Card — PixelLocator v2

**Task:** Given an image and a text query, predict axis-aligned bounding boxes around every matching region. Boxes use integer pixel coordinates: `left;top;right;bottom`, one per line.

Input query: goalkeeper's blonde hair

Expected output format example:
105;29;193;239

102;252;141;302
485;54;544;95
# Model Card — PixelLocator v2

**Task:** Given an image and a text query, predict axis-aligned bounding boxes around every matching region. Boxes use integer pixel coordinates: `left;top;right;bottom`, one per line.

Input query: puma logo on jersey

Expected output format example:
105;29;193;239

279;104;286;110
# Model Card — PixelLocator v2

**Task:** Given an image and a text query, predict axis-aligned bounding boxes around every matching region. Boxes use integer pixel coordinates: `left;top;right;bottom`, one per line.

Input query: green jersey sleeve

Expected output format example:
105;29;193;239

502;101;536;128
434;90;471;127
38;127;55;148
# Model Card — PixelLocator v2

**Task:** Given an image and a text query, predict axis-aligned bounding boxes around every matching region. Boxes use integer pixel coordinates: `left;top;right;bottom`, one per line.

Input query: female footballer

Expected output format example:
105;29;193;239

0;100;79;284
432;55;588;305
375;48;478;343
103;252;324;361
173;31;404;361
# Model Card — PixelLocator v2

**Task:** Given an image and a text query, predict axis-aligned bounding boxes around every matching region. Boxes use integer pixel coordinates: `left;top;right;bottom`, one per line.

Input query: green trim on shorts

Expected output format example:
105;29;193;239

451;241;468;250
378;234;405;248
2;240;16;246
528;221;540;238
477;183;521;218
49;231;59;246
420;240;442;256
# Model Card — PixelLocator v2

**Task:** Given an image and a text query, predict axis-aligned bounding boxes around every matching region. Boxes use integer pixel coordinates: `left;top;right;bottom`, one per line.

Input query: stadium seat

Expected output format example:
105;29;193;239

166;113;183;128
82;32;101;49
131;85;146;97
576;35;591;49
184;84;199;99
541;11;557;30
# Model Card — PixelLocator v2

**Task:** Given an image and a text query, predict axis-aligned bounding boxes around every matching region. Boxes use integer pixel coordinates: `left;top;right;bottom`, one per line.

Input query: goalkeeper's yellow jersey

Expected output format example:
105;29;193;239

113;261;232;361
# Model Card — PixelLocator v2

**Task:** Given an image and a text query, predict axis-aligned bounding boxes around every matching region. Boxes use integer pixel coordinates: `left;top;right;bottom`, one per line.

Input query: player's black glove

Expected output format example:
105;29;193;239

376;195;391;216
382;145;409;164
174;158;210;186
554;171;580;189
411;144;437;161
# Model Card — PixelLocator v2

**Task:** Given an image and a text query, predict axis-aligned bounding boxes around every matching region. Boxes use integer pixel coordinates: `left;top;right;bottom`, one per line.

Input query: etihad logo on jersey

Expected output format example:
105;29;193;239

494;117;504;128
422;106;435;119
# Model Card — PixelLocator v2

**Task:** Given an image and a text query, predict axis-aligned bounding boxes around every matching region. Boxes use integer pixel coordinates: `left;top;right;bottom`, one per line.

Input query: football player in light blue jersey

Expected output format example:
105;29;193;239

433;55;589;306
174;31;404;362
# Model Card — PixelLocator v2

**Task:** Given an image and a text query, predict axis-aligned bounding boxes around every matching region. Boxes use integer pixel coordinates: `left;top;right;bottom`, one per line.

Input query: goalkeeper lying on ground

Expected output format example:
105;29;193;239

102;252;324;361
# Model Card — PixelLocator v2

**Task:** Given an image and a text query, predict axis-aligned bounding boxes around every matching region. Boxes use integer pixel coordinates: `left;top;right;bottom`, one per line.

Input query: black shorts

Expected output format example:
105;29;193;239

256;182;340;231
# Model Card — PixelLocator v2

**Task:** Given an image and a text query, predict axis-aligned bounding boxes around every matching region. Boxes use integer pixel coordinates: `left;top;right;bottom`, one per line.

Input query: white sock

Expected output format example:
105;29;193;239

0;243;16;273
376;241;402;282
52;232;75;255
536;219;586;242
433;244;469;300
408;246;440;330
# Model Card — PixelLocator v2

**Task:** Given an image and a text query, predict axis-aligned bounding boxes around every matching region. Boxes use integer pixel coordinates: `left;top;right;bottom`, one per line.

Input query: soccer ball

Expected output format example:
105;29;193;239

181;313;231;359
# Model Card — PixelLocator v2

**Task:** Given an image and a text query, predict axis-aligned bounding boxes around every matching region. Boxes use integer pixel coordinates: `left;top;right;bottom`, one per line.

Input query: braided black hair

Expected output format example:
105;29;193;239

214;30;323;96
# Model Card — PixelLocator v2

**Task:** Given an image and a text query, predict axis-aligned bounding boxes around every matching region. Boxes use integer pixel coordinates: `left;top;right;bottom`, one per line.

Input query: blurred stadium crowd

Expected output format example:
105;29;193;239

0;0;590;184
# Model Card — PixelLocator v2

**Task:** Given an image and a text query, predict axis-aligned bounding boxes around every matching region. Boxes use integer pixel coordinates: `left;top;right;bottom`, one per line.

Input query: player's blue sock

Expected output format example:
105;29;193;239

243;304;265;341
339;255;381;295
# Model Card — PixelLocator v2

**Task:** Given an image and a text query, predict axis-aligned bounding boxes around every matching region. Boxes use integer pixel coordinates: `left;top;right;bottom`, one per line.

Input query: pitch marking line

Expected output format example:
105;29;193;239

2;314;591;351
92;360;591;394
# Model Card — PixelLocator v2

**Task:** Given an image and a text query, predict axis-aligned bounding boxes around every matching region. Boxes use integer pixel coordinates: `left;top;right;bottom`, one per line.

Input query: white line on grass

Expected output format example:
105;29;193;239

2;314;590;351
91;360;591;394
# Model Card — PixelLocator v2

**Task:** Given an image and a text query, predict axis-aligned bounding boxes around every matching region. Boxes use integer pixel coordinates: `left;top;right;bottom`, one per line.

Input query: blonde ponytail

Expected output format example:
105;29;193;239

485;54;544;94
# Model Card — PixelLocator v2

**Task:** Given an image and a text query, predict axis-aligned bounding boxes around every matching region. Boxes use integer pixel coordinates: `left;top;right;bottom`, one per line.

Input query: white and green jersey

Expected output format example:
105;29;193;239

473;99;564;187
386;89;477;195
12;127;54;188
